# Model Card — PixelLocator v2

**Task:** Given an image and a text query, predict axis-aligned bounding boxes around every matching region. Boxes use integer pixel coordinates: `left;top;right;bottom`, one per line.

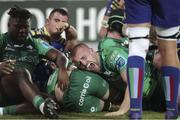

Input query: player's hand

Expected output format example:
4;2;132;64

104;107;129;116
56;21;70;33
111;0;124;10
0;60;16;75
57;68;69;91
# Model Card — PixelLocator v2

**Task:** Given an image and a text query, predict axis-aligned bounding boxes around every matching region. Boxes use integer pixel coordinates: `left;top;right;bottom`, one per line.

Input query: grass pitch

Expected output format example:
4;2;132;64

0;111;179;119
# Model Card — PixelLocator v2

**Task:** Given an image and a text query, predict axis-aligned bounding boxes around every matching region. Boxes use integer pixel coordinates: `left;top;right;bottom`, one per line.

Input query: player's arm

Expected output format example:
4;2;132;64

34;38;69;90
45;48;69;90
105;48;130;116
46;48;67;69
105;70;130;116
99;0;124;38
65;25;78;52
118;70;130;114
56;21;78;51
65;24;77;41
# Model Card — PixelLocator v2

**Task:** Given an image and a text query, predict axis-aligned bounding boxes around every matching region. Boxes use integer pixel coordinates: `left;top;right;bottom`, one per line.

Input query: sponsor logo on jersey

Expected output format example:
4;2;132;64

78;76;91;106
90;107;96;112
116;55;126;70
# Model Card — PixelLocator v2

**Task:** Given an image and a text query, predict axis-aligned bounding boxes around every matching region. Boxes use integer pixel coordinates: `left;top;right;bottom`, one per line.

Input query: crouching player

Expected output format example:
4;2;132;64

47;68;111;113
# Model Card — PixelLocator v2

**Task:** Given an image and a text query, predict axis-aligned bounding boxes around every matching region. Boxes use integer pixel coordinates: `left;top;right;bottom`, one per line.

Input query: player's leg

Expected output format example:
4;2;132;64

0;102;38;115
0;89;36;115
0;70;38;115
178;84;180;115
124;0;151;119
178;38;180;115
17;69;60;118
1;69;59;118
152;0;180;118
158;38;180;119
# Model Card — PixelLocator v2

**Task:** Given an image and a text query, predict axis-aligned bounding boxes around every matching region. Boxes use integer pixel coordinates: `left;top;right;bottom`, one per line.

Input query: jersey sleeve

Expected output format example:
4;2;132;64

32;38;53;56
105;47;128;73
0;33;5;48
0;35;2;48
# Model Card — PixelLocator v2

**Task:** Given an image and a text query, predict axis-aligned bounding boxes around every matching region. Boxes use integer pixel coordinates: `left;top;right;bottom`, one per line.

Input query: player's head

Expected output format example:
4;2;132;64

107;9;125;35
8;5;32;43
71;43;101;72
46;8;69;35
49;8;69;20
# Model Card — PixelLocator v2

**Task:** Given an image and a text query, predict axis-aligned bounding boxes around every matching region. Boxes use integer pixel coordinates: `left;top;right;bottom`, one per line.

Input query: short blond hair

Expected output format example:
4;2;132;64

70;43;89;58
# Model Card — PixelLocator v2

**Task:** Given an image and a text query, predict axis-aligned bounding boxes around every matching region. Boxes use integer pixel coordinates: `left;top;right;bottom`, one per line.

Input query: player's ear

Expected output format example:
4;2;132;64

89;48;95;53
45;18;49;25
8;19;11;27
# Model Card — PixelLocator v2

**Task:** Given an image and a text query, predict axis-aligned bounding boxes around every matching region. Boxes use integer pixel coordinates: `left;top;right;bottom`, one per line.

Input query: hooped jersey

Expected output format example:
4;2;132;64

30;27;66;52
0;33;52;73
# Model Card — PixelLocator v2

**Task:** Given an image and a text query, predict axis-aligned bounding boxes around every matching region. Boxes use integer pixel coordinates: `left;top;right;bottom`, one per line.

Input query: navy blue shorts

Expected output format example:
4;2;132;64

125;0;180;28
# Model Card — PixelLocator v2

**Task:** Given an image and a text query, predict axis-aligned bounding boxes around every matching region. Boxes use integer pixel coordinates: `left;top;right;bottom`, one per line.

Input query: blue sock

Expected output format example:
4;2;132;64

127;56;145;113
161;66;179;115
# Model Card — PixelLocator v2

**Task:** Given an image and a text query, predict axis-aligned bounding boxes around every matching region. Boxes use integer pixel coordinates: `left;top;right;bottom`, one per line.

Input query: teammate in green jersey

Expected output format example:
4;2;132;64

71;9;129;115
70;9;168;116
47;12;180;114
46;68;111;113
0;6;69;118
45;51;165;114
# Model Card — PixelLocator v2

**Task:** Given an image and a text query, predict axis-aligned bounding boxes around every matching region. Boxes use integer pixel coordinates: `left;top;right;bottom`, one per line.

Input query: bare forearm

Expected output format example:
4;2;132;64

55;52;67;69
46;48;67;69
119;87;130;110
65;25;77;41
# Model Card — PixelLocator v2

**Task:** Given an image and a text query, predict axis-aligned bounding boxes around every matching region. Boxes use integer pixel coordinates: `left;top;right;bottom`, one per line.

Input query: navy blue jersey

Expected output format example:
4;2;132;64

125;0;180;28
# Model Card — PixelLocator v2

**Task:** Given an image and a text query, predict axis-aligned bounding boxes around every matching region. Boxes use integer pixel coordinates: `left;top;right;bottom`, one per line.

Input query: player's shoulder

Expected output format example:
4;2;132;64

99;37;128;50
30;27;49;37
0;33;9;46
70;69;98;78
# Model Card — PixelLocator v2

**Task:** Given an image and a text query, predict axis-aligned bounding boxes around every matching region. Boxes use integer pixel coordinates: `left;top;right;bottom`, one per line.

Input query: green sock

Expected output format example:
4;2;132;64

3;105;16;115
32;96;44;109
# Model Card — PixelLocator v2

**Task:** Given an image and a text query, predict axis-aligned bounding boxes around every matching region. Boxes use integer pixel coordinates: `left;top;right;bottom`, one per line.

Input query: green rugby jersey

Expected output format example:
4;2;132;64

0;33;52;73
63;69;109;112
98;37;161;99
98;37;128;74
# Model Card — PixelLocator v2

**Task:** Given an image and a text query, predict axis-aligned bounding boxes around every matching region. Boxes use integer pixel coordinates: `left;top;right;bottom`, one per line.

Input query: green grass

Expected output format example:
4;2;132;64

0;111;179;119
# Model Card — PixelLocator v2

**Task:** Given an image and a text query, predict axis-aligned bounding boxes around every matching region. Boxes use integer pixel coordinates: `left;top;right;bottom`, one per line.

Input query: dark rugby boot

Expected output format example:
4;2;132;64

43;98;60;119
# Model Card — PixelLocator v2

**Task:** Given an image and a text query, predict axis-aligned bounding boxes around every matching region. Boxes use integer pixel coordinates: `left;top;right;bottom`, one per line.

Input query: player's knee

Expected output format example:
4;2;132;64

13;68;27;76
13;69;32;82
155;26;179;41
125;27;150;58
